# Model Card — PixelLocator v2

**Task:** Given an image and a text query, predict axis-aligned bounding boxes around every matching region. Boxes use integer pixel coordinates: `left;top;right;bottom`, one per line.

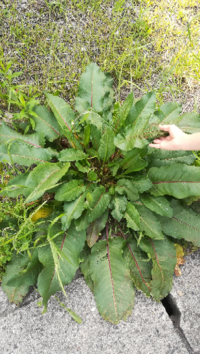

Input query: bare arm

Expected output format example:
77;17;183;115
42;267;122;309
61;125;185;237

149;124;200;151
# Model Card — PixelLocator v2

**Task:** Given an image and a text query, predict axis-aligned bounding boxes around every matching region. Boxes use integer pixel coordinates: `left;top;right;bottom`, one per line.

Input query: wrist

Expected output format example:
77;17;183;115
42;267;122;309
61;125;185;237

178;133;191;150
180;133;200;151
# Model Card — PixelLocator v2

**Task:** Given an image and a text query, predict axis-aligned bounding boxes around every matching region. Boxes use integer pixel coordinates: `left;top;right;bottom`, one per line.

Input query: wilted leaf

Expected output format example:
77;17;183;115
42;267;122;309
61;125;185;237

174;244;185;277
86;209;108;247
31;206;54;222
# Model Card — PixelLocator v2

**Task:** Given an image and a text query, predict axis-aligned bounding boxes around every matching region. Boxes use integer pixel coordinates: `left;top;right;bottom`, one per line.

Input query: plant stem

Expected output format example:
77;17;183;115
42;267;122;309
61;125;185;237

106;220;109;242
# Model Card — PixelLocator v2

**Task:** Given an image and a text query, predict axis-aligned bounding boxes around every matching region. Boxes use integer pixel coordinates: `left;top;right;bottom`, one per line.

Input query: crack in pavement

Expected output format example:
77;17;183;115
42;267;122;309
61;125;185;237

162;293;195;354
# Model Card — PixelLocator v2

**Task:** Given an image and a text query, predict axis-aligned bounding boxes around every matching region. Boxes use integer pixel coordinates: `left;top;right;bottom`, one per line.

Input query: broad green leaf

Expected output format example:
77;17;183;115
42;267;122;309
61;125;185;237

90;124;101;150
124;202;140;231
55;179;86;202
136;121;161;141
141;195;173;218
159;102;182;124
178;112;200;133
86;191;93;204
75;161;90;173
139;236;176;300
0;142;53;167
101;72;115;113
75;210;91;231
98;128;115;163
149;164;200;199
120;149;147;174
77;63;113;113
89;238;135;324
83;125;90;148
110;194;127;222
129;177;152;193
113;92;134;132
5;250;43;288
148;148;196;168
109;162;120;176
109;186;115;195
0;122;45;148
120;148;145;169
79;112;90;124
134;203;165;239
126;91;156;126
58;148;88;162
123;238;152;296
87;186;111;223
3;172;31;198
61;193;87;230
148;112;161;124
74;97;90;114
115;179;139;201
114;115;150;151
2;252;34;305
37;223;86;312
87;170;98;181
86;112;103;131
31;105;60;142
25;162;70;203
154;110;165;122
45;93;75;134
87;208;109;247
160;199;200;247
115;99;181;148
86;148;99;158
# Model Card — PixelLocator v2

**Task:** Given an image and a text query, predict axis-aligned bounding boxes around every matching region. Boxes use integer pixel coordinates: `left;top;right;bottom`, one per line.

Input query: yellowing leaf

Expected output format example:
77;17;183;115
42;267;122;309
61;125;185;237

174;244;185;277
31;206;53;222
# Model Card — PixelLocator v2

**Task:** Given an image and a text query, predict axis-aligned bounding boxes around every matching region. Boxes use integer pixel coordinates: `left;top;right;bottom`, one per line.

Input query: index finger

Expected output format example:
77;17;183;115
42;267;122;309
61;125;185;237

159;124;172;131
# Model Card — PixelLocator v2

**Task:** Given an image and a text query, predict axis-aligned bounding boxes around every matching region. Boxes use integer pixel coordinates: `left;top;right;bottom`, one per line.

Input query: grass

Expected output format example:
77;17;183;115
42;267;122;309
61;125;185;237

0;0;159;109
0;0;199;277
141;0;200;86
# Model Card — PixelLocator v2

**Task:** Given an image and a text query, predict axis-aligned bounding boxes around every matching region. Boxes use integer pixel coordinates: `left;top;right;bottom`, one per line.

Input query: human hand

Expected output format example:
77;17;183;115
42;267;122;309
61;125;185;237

149;124;187;150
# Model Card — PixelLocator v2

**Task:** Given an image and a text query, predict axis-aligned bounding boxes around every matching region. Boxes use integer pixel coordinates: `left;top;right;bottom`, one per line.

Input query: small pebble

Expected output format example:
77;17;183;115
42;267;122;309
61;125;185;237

177;291;184;297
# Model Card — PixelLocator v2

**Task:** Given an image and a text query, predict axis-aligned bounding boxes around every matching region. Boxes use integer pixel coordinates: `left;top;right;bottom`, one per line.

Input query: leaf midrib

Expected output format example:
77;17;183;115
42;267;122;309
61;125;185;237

0;133;42;148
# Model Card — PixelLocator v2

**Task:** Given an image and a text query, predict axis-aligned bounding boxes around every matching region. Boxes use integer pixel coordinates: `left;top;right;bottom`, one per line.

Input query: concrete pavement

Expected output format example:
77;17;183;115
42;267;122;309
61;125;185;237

0;250;200;354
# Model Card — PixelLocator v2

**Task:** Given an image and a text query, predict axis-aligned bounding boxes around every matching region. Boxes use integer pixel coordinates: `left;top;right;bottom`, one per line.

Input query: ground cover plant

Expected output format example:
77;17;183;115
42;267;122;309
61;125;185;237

0;0;152;107
141;0;200;86
1;63;200;324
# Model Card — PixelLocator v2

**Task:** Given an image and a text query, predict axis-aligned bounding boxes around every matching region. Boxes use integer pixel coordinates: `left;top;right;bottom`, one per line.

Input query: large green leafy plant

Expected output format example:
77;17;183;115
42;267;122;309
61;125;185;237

1;63;200;324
